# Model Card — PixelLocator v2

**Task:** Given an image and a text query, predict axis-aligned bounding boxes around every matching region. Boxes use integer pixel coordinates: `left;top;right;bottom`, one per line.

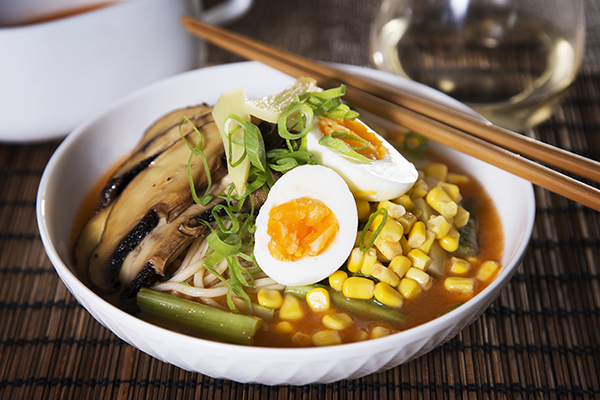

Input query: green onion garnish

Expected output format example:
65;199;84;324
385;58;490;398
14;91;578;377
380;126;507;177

404;131;429;159
178;117;214;206
359;208;388;252
318;130;373;163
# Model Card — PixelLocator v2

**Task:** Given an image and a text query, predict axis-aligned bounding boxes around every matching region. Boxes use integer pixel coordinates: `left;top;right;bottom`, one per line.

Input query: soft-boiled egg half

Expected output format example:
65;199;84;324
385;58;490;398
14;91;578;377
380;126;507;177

306;116;418;202
254;165;357;286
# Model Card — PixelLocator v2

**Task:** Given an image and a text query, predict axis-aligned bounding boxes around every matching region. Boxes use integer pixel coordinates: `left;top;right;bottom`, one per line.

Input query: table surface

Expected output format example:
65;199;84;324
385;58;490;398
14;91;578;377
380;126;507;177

2;0;600;399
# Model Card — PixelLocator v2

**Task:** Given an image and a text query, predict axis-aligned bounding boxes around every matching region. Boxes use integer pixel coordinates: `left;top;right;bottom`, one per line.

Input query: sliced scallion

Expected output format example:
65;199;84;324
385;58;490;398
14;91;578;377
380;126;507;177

318;130;373;163
359;208;388;252
178;117;213;205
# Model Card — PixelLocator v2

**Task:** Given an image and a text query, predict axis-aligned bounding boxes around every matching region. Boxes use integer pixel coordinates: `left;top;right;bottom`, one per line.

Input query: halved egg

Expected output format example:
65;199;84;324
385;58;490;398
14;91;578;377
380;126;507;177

253;165;358;286
305;116;419;201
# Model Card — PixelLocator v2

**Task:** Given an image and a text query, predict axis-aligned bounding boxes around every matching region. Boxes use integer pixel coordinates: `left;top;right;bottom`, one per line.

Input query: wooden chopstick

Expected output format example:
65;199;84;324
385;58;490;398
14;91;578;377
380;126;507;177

180;15;600;212
181;15;600;185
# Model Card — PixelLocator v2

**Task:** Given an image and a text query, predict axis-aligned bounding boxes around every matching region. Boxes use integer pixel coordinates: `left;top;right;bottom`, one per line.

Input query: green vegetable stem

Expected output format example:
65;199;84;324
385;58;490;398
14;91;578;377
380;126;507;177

285;284;405;327
137;288;263;345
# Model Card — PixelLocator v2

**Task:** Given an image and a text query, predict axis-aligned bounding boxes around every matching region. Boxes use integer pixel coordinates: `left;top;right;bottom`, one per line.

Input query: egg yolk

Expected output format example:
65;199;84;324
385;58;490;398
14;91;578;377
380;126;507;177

317;117;387;161
267;197;339;262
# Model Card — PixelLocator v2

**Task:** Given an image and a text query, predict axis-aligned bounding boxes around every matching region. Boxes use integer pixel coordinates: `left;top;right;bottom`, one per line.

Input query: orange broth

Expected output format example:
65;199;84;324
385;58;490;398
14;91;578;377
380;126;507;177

72;150;503;348
252;159;503;347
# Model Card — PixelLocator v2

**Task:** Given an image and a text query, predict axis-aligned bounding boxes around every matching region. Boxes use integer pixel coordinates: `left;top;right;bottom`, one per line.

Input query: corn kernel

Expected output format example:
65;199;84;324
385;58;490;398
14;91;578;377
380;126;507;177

399;236;411;255
389;255;411;278
446;172;470;185
368;212;385;233
466;255;478;264
424;163;448;181
279;294;305;321
413;197;436;222
439;229;460;252
422;176;441;190
356;199;371;221
360;247;378;275
329;270;348;291
476;260;501;282
312;330;342;346
322;313;354;330
375;246;389;263
257;288;283;309
274;321;294;334
355;230;370;248
291;332;312;346
379;219;404;242
342;276;375;299
370;325;393;339
398;277;422;299
374;282;404;309
410;179;429;199
426;187;458;219
453;205;470;229
377;200;406;219
438;182;461;202
407;248;431;270
347;247;365;273
408;221;427;248
419;230;436;254
356;330;369;341
371;263;400;287
397;212;417;232
405;267;433;290
374;236;403;262
444;277;475;294
393;194;414;211
306;287;330;312
412;206;423;220
450;257;471;274
427;214;452;239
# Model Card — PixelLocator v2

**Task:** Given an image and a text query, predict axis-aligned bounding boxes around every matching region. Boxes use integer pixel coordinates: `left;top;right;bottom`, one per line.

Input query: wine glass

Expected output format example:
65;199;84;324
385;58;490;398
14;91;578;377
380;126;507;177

370;0;586;131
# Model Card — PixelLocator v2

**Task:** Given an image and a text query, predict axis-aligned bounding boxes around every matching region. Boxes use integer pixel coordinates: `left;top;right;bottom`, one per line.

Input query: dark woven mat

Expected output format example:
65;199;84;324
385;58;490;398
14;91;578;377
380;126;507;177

1;69;599;399
2;0;600;398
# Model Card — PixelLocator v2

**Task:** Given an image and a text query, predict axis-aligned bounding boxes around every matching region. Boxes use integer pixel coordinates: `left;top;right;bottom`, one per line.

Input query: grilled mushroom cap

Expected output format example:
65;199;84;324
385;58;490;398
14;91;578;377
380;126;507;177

73;105;215;277
85;111;226;294
96;104;214;210
117;176;231;293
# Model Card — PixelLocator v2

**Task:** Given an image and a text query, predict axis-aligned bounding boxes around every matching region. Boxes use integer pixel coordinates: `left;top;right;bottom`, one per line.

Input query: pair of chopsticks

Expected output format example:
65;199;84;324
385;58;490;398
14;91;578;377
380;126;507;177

180;16;600;212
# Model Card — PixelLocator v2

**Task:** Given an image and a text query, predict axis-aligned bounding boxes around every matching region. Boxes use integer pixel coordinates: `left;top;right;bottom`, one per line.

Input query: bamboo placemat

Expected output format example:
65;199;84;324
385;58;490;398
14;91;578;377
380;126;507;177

1;69;599;399
2;0;600;398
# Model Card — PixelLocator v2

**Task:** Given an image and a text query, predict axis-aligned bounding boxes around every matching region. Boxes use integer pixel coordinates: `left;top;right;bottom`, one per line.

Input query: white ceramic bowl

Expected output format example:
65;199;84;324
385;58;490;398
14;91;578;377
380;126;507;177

37;61;536;385
0;0;253;143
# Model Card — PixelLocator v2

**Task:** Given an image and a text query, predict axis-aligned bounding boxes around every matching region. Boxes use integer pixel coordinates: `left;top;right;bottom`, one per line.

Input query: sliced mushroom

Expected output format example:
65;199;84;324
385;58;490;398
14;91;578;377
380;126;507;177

117;177;272;306
74;106;214;277
117;176;232;288
72;203;113;277
132;104;213;153
95;105;214;210
87;119;226;293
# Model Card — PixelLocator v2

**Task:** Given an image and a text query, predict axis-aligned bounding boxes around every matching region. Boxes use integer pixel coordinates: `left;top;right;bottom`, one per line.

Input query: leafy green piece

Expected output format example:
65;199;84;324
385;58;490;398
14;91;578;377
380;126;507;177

178;117;214;206
457;202;479;257
403;131;429;158
359;208;388;252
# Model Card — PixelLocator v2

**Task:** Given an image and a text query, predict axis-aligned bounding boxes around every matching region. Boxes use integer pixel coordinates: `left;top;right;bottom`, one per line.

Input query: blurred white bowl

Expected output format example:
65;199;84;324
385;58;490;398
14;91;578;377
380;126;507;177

36;61;536;385
0;0;252;143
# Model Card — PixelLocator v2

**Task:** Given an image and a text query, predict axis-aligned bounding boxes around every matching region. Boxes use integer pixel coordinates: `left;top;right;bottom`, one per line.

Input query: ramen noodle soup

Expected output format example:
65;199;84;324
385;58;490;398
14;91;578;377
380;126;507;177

72;78;503;347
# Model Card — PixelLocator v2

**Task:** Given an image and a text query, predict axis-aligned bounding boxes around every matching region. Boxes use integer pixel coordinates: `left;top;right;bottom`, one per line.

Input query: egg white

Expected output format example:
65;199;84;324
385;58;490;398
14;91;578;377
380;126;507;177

253;165;358;286
305;118;418;202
